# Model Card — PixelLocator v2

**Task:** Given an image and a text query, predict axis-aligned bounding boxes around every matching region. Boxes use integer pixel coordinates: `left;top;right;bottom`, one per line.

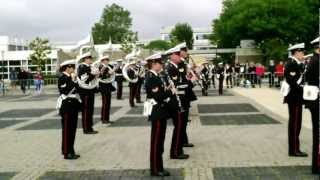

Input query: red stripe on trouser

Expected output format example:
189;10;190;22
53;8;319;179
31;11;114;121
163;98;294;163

63;113;68;154
175;112;182;156
105;95;109;121
152;120;160;173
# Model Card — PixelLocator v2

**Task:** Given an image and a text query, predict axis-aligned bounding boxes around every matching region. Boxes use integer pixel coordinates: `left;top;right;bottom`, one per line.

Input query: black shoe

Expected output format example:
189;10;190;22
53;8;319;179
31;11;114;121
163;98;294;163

151;170;170;177
64;154;80;160
312;170;320;174
84;130;98;134
171;154;189;159
102;121;114;124
289;151;308;157
183;143;194;147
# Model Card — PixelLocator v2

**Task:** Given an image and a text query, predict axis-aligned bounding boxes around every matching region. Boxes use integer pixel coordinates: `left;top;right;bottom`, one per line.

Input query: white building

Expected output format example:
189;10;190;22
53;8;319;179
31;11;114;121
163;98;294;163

0;36;59;80
160;26;216;50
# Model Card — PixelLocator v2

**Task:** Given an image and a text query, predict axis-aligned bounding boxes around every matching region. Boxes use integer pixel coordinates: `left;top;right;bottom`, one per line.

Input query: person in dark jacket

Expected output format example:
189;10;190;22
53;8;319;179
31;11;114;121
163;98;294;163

114;59;124;100
305;37;320;174
145;53;173;177
268;60;276;87
284;43;308;157
77;52;98;134
98;55;116;124
57;60;81;160
216;62;225;95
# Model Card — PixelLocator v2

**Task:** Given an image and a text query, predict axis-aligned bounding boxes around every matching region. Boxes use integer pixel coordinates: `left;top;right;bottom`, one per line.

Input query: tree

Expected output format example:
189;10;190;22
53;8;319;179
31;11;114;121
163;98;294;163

29;37;51;70
211;0;319;61
92;3;136;44
170;23;194;49
145;40;171;51
120;31;138;54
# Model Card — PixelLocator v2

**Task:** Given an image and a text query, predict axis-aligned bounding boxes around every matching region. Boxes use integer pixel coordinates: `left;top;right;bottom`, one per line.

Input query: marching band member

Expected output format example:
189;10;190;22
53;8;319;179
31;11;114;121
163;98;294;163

216;62;225;95
165;46;189;159
145;53;173;177
177;42;196;148
98;55;116;124
305;37;320;174
284;43;307;157
126;57;139;107
210;64;217;89
57;60;81;160
200;62;210;96
136;60;145;103
115;59;124;100
77;52;98;134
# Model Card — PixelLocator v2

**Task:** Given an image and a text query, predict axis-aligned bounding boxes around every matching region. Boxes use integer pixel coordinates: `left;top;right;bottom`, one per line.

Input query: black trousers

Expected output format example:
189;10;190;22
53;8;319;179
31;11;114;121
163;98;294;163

61;110;78;155
202;80;209;96
269;73;275;87
226;75;233;88
218;78;224;95
288;102;303;154
116;80;123;99
101;92;111;122
129;83;138;107
211;76;216;88
150;119;167;174
182;109;190;145
80;94;95;132
136;79;143;102
170;112;184;157
308;103;320;173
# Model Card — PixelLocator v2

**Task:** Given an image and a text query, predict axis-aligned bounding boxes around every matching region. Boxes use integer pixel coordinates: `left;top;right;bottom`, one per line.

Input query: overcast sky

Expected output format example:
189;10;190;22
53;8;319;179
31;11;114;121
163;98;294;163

0;0;223;43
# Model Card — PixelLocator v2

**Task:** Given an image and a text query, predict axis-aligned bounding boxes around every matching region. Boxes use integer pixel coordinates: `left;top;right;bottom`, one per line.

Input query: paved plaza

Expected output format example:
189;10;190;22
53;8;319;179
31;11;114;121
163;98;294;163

0;87;317;180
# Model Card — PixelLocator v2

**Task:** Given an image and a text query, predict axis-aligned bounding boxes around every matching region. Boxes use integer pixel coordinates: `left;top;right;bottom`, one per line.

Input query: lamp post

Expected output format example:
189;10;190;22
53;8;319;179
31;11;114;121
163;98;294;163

1;50;5;96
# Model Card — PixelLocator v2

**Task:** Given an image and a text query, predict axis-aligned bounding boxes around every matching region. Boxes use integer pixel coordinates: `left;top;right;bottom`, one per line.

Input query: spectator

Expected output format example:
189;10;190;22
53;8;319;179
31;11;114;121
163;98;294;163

247;62;256;88
255;63;265;88
9;69;17;90
275;61;285;87
225;63;233;88
18;68;28;95
27;69;33;90
34;68;43;96
268;60;276;87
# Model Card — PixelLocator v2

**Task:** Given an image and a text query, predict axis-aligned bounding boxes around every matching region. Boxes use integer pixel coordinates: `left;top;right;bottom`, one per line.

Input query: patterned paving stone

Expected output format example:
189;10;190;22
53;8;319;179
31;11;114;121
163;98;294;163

194;89;233;96
0;172;17;180
52;106;122;117
198;103;259;114
200;114;280;126
109;116;173;127
0;120;27;129
0;108;55;118
16;118;101;130
212;166;318;180
126;106;143;115
40;169;183;180
17;107;121;130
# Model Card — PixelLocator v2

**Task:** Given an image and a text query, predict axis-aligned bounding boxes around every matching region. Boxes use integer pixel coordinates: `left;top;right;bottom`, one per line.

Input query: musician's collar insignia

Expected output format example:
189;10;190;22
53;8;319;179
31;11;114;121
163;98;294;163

60;83;67;88
62;72;71;77
150;70;158;76
169;61;178;69
290;72;296;76
81;62;90;66
152;87;159;92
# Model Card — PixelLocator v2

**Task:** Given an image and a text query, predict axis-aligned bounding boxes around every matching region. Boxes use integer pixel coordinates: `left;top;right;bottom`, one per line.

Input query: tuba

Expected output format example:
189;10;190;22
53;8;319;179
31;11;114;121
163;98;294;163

122;62;139;83
95;62;115;84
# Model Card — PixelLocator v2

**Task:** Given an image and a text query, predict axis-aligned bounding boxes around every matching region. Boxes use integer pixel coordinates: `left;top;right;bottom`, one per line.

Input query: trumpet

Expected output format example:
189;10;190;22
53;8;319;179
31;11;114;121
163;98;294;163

162;70;184;112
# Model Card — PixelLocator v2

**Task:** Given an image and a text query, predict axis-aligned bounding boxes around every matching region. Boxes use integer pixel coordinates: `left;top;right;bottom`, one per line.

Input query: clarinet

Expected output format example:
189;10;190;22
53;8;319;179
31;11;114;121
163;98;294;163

164;71;185;112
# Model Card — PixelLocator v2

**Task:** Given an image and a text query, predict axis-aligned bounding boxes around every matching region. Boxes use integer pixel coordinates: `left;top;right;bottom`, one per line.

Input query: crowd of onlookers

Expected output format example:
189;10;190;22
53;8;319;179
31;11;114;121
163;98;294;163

6;67;43;95
208;60;286;89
